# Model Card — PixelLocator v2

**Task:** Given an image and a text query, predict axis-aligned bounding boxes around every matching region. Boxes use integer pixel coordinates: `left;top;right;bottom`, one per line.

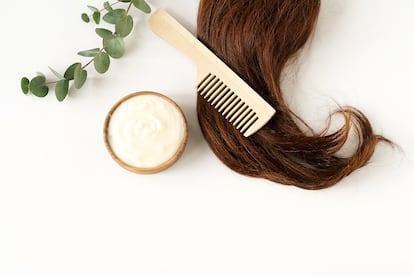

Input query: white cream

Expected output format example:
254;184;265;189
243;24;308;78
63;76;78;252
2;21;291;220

107;94;186;169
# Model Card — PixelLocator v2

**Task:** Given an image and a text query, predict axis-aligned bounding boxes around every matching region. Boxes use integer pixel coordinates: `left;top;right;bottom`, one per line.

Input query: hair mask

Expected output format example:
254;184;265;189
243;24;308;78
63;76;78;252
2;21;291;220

104;91;188;174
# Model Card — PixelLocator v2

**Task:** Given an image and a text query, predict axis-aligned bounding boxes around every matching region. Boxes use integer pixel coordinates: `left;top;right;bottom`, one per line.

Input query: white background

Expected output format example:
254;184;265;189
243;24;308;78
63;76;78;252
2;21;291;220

1;0;414;275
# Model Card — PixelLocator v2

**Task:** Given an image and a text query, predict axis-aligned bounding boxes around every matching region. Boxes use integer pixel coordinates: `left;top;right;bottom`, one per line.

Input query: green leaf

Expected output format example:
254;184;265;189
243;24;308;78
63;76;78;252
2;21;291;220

87;5;99;12
55;79;69;102
94;52;110;73
132;0;151;13
31;86;49;97
104;36;125;59
64;63;81;80
119;0;131;2
29;75;49;97
93;11;101;24
78;48;100;58
103;9;126;24
21;77;30;94
95;28;113;40
104;2;113;11
74;65;87;89
30;75;46;86
48;66;64;80
116;15;133;37
81;13;90;23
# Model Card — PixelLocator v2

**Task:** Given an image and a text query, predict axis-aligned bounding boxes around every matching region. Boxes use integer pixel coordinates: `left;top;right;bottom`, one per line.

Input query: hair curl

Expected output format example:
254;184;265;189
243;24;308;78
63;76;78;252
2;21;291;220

196;0;389;189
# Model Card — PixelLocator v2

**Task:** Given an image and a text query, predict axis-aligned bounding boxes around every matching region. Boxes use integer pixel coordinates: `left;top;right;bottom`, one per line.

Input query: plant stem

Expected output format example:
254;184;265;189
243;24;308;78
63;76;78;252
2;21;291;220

81;58;94;70
126;2;133;14
88;1;122;16
82;48;104;70
101;1;122;12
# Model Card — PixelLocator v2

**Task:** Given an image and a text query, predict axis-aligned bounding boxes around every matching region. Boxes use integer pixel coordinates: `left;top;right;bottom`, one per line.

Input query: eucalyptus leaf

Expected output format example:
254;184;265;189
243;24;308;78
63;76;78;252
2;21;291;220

55;79;69;102
116;15;134;37
132;0;151;14
103;9;126;24
78;48;100;58
104;2;113;11
95;28;113;40
64;63;81;80
87;5;99;12
93;11;101;24
29;75;49;97
94;52;110;73
74;65;87;89
104;36;125;59
31;86;49;97
30;75;45;88
81;13;90;23
72;63;82;78
21;77;30;94
48;66;64;80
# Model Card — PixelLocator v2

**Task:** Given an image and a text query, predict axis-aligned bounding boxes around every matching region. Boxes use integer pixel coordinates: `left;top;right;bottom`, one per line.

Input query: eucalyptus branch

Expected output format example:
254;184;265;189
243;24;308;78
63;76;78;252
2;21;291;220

81;1;124;24
21;0;152;102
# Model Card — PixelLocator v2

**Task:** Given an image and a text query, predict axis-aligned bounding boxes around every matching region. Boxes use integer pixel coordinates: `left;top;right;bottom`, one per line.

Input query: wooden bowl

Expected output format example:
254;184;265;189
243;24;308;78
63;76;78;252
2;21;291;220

103;91;188;174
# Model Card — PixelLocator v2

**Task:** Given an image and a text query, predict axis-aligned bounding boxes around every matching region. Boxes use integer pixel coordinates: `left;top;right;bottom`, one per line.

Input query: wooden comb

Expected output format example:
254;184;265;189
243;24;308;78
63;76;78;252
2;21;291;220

148;9;275;137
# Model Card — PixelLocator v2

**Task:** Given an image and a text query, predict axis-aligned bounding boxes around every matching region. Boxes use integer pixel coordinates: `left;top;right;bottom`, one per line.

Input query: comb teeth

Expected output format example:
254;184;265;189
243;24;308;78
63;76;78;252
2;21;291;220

197;74;259;136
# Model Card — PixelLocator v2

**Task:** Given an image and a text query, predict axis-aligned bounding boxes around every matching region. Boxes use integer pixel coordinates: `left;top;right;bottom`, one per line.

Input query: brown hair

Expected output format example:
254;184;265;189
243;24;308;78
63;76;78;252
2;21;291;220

196;0;389;189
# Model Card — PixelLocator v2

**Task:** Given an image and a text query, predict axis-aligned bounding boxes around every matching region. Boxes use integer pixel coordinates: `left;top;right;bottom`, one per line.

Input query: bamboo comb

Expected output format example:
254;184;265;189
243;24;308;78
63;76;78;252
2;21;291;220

148;9;276;137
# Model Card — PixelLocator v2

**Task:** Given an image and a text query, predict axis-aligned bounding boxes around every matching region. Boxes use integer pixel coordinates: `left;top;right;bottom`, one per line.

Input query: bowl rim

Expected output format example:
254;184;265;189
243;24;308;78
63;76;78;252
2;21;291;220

103;91;188;174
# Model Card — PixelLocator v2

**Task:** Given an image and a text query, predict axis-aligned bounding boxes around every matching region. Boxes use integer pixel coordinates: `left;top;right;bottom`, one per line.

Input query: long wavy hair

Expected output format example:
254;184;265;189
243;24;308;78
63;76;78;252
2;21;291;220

196;0;389;189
